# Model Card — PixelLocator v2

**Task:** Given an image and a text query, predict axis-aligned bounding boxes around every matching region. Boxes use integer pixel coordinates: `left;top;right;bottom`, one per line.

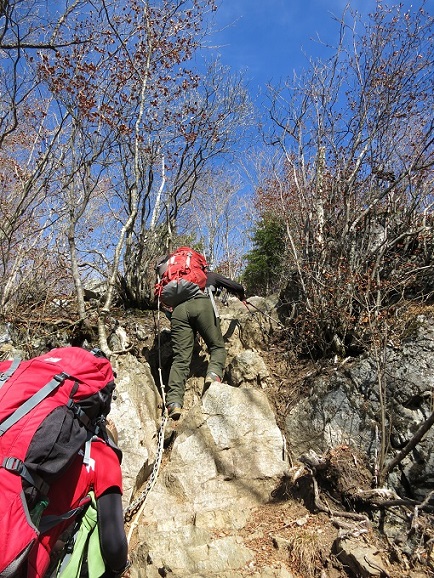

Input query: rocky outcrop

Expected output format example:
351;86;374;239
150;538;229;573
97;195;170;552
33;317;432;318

285;315;434;501
105;298;299;577
129;382;288;577
1;298;434;576
109;353;162;503
113;302;434;577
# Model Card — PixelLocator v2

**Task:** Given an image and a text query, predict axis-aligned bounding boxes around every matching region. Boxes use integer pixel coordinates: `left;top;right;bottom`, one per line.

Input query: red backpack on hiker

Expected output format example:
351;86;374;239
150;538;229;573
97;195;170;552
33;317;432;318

155;246;208;308
0;347;116;577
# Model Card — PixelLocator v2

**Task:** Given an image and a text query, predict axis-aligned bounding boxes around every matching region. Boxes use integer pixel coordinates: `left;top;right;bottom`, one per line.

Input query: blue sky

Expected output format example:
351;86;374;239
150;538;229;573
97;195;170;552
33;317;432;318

206;0;424;95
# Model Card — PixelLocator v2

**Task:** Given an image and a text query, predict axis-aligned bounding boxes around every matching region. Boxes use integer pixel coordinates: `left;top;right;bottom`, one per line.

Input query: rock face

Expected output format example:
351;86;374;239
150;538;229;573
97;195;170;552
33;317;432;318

108;303;434;577
129;382;288;577
285;315;434;501
109;353;162;503
102;297;294;577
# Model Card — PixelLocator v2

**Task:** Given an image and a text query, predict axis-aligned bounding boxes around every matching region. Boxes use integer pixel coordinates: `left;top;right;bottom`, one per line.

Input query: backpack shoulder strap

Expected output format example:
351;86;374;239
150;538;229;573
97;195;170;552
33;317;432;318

56;491;105;578
0;357;21;389
39;494;92;534
0;371;70;435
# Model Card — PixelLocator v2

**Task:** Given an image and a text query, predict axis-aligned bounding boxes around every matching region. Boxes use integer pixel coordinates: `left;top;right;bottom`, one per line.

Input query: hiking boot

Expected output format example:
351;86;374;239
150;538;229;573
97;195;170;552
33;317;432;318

202;372;222;396
204;371;222;386
166;402;182;420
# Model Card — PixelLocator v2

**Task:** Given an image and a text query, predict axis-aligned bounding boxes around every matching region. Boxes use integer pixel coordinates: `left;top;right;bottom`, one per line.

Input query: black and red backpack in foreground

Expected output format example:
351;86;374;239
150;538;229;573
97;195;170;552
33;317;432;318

0;346;116;577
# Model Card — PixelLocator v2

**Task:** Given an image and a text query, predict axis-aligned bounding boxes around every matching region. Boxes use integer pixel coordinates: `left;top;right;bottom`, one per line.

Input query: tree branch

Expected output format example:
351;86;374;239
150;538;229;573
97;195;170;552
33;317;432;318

381;410;434;482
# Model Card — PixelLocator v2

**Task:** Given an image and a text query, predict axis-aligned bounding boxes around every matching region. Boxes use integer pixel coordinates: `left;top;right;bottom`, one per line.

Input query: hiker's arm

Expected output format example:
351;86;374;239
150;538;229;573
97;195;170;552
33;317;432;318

97;489;129;576
207;272;246;300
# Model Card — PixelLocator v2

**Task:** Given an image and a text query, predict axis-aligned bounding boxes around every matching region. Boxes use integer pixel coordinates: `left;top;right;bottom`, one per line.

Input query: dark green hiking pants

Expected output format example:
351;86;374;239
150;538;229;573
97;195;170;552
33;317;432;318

167;293;226;406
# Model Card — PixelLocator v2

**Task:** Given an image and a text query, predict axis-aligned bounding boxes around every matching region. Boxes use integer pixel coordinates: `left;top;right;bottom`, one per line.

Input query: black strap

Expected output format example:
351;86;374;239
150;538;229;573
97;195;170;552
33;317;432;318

105;434;123;464
39;494;92;534
67;398;91;429
2;456;50;495
0;372;70;436
0;357;21;389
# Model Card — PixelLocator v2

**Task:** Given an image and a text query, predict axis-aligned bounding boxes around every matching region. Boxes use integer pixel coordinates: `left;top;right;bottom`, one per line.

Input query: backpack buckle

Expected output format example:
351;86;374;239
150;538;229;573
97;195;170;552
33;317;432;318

90;348;107;359
2;456;49;494
2;456;24;473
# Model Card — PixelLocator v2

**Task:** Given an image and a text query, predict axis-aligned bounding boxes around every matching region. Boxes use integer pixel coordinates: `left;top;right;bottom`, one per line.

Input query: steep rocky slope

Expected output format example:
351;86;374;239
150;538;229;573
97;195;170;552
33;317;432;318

104;298;434;577
1;297;433;577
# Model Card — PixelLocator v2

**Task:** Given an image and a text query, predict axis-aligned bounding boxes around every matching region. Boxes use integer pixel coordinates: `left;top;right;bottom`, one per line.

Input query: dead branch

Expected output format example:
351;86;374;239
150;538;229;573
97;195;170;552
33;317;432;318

311;475;371;526
381;410;434;482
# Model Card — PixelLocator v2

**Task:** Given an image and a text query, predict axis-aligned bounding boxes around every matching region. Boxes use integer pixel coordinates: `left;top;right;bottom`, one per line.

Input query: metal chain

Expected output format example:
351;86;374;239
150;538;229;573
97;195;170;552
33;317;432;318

124;300;168;524
123;411;168;523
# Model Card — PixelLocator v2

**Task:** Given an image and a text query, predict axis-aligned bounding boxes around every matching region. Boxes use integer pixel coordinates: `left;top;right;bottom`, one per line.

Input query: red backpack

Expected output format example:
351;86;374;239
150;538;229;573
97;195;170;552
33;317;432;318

0;347;116;577
155;246;208;308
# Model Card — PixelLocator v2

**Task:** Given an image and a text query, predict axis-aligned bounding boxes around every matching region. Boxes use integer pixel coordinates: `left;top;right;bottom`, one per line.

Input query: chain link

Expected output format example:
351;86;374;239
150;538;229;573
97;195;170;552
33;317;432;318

123;298;169;524
123;411;168;522
124;412;168;522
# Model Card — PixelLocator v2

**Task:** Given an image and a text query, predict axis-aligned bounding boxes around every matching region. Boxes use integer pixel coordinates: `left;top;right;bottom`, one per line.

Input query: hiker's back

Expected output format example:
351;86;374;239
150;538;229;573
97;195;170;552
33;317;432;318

28;437;124;578
155;246;208;308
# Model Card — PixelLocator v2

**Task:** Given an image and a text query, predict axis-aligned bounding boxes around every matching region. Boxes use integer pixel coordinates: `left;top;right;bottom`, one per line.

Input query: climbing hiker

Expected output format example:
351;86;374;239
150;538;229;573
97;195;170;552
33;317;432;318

27;421;129;578
155;247;246;420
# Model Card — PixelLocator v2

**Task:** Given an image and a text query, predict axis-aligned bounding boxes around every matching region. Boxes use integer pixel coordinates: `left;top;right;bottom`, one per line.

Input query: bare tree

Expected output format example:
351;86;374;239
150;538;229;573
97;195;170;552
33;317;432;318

0;0;95;147
257;2;434;357
0;0;253;352
0;0;109;321
32;0;250;349
109;59;252;309
179;166;253;277
0;97;71;314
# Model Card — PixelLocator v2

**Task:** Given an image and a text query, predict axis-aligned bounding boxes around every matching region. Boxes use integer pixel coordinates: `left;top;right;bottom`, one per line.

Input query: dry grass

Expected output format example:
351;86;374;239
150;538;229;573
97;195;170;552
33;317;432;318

281;527;327;578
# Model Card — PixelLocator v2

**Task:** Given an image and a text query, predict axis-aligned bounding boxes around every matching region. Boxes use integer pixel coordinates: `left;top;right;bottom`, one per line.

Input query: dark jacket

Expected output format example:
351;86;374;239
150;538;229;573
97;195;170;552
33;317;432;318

206;272;245;301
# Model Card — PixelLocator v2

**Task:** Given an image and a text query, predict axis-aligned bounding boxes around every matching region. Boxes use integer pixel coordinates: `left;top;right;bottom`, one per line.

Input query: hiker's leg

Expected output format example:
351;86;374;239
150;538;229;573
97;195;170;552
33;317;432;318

194;296;226;379
167;301;195;406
